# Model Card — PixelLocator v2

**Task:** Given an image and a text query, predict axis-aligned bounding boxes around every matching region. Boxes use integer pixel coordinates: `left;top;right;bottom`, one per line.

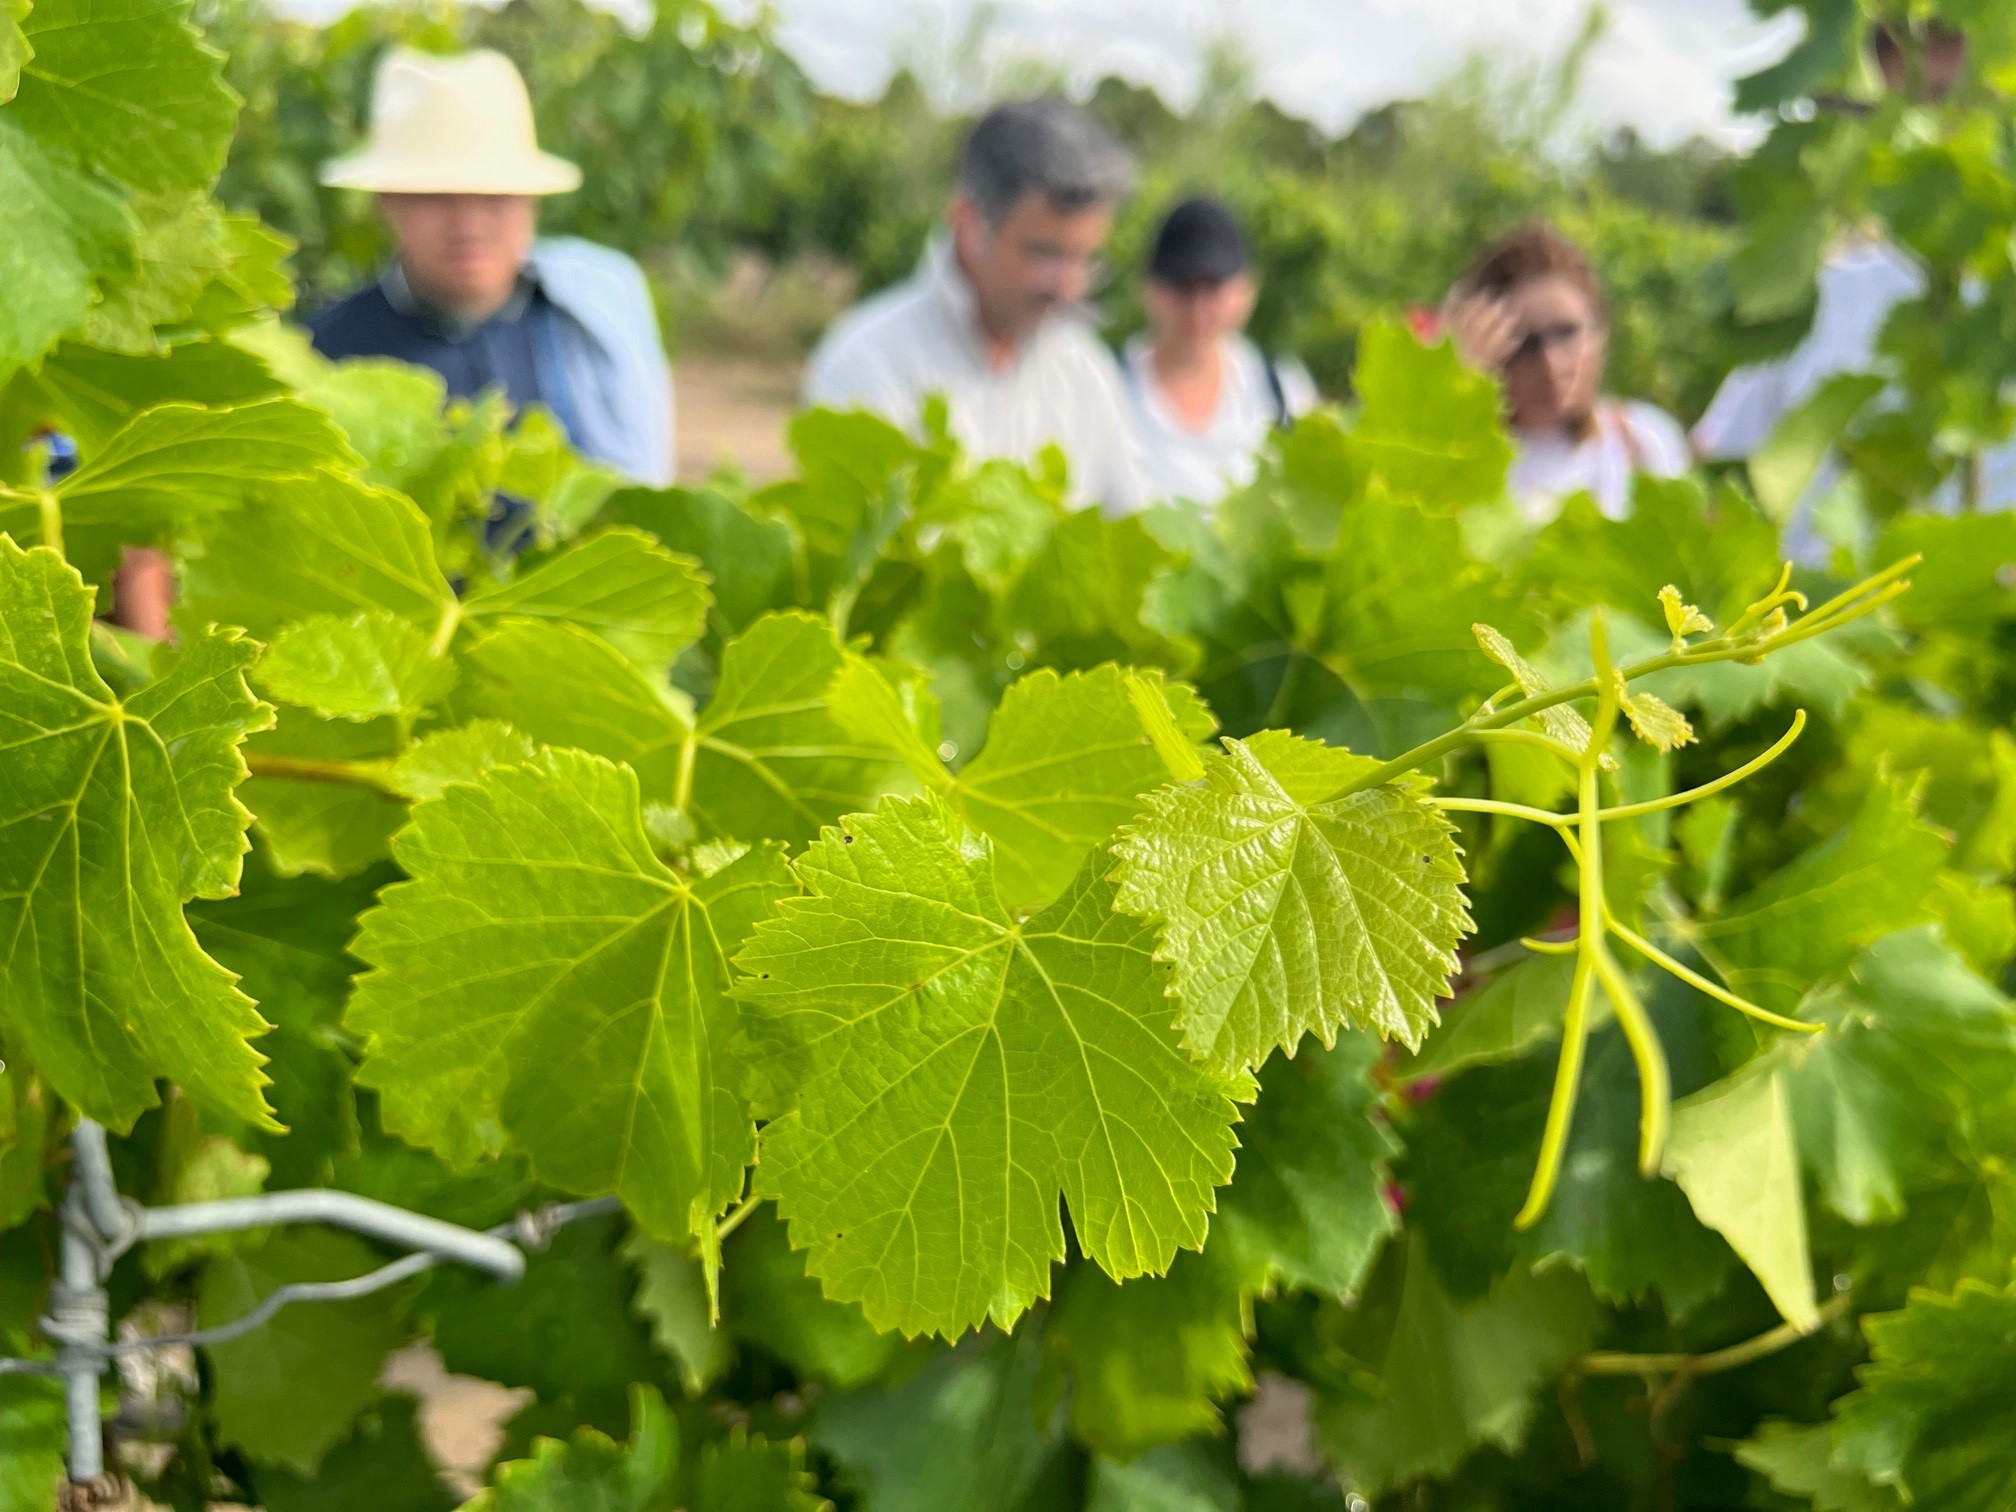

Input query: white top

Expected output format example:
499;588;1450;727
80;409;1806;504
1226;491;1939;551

802;238;1149;515
1122;334;1319;505
1692;238;1926;462
1509;399;1690;523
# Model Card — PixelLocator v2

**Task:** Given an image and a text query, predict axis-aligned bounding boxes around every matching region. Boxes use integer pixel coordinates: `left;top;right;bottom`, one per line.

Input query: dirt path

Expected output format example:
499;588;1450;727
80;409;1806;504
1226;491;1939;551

675;354;801;485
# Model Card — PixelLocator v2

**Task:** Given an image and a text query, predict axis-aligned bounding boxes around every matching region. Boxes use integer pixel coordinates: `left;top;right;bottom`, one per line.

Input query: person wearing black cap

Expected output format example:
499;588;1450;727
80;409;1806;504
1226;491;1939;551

1124;195;1317;505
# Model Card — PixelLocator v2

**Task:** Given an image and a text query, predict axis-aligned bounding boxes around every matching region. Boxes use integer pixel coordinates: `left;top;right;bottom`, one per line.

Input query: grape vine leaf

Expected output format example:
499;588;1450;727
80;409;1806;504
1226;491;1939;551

0;1373;65;1512
737;795;1249;1338
1212;1032;1397;1299
6;338;284;452
719;1205;905;1389
458;619;692;800
1830;1277;2016;1511
597;484;801;636
1310;1236;1597;1496
1345;321;1513;507
1110;730;1470;1072
461;527;712;671
1778;928;2016;1227
690;611;913;845
256;609;458;722
1736;1421;1900;1512
0;538;276;1130
1663;1064;1819;1331
386;720;537;802
832;660;1214;913
622;1231;730;1396
248;1395;458;1512
466;1384;678;1512
0;0;238;372
349;749;793;1253
241;708;405;879
1398;952;1580;1086
0;397;359;580
815;1324;1064;1512
178;468;455;638
1401;1016;1733;1316
693;1430;830;1512
1087;1444;1241;1512
199;1228;415;1473
1696;777;1946;1013
1045;1246;1253;1459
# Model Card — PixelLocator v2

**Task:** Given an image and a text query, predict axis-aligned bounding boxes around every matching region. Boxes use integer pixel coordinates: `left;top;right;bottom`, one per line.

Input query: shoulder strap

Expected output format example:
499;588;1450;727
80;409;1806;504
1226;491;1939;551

1261;352;1291;430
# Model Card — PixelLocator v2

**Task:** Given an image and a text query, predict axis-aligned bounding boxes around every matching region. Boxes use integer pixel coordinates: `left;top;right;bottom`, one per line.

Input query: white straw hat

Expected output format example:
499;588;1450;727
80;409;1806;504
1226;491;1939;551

321;48;582;197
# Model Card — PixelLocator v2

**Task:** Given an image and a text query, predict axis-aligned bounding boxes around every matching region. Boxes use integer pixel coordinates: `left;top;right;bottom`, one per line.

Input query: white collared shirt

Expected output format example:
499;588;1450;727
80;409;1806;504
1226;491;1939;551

802;238;1149;515
1123;334;1318;506
1510;400;1690;524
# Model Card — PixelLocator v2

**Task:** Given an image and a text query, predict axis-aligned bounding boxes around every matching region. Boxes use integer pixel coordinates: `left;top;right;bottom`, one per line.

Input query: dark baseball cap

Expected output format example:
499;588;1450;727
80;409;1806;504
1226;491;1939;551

1147;195;1250;285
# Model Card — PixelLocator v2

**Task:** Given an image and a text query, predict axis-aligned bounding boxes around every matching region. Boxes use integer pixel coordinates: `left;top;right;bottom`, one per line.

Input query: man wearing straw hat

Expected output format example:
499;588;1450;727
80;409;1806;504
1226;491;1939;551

310;47;675;486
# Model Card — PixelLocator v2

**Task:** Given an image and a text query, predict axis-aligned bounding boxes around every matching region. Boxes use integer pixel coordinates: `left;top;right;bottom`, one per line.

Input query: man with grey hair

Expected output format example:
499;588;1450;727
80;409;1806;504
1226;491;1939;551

803;96;1148;513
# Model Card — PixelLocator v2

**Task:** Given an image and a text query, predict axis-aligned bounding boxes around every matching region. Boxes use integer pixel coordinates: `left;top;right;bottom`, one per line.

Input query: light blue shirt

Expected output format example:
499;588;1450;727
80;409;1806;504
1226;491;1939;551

528;237;675;486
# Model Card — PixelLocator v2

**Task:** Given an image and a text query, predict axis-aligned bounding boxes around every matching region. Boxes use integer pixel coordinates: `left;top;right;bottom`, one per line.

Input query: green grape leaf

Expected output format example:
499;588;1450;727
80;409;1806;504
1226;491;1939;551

1736;1421;1901;1512
998;508;1190;668
691;611;911;846
0;0;26;103
1526;478;1781;628
1877;513;2016;636
241;708;405;879
621;1231;730;1397
178;468;455;639
387;719;538;802
1751;373;1888;522
257;609;458;722
815;1325;1064;1512
597;484;801;637
1472;622;1595;754
200;1228;415;1473
12;0;235;196
720;1205;905;1389
1400;952;1580;1085
1831;1277;2016;1511
1213;1031;1397;1299
249;1395;458;1512
350;749;793;1252
1345;321;1513;507
832;662;1213;914
0;0;239;372
1663;1064;1818;1330
0;1373;65;1512
693;1430;829;1512
1086;1444;1240;1512
738;796;1248;1338
0;1065;52;1229
142;1090;269;1276
82;190;229;354
1697;778;1946;1013
1318;489;1521;700
1110;730;1470;1071
463;528;712;671
1310;1235;1597;1496
0;396;356;581
1046;1246;1252;1459
426;1211;661;1409
459;619;692;800
0;539;275;1130
7;338;283;452
187;850;385;1189
1402;1009;1733;1315
1779;928;2016;1227
467;1384;679;1512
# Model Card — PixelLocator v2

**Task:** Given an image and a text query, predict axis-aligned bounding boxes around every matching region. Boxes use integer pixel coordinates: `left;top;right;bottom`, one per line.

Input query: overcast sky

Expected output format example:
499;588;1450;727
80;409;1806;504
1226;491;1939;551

715;0;1802;148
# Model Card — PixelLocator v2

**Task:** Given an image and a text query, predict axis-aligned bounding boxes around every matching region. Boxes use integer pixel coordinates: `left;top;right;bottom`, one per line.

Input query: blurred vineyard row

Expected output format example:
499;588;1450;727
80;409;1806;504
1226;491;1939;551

197;0;1746;416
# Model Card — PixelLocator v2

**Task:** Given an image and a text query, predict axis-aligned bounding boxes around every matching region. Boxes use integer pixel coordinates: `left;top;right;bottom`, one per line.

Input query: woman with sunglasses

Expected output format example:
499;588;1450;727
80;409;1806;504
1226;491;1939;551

1444;222;1687;523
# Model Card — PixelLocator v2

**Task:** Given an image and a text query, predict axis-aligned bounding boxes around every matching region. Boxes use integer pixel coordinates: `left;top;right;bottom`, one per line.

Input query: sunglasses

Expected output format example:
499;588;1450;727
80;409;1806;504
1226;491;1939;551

1508;319;1594;365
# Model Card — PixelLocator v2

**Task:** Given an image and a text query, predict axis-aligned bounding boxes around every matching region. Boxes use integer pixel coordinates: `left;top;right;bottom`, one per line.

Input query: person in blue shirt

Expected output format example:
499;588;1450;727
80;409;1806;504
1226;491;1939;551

309;47;675;486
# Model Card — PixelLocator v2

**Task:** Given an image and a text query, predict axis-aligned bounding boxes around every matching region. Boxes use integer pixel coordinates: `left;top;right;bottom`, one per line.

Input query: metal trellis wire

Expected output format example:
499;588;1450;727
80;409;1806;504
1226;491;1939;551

4;1119;623;1499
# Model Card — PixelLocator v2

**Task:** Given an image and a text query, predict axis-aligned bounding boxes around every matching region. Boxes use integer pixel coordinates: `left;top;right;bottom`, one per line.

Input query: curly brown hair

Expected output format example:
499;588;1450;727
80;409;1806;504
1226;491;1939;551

1454;221;1606;324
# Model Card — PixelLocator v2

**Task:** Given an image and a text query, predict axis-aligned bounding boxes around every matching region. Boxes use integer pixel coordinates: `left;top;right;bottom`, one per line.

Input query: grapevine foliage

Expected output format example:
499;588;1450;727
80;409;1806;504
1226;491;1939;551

3;1;2016;1509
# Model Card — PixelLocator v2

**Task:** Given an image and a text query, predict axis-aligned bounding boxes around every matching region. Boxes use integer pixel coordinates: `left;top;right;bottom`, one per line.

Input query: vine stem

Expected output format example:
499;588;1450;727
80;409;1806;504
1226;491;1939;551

37;489;62;560
1574;1293;1852;1379
1332;556;1916;799
244;752;401;796
714;1193;760;1242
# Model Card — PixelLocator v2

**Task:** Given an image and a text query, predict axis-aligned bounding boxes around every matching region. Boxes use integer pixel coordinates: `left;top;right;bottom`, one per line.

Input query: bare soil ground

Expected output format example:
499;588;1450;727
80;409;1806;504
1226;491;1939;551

675;353;802;486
